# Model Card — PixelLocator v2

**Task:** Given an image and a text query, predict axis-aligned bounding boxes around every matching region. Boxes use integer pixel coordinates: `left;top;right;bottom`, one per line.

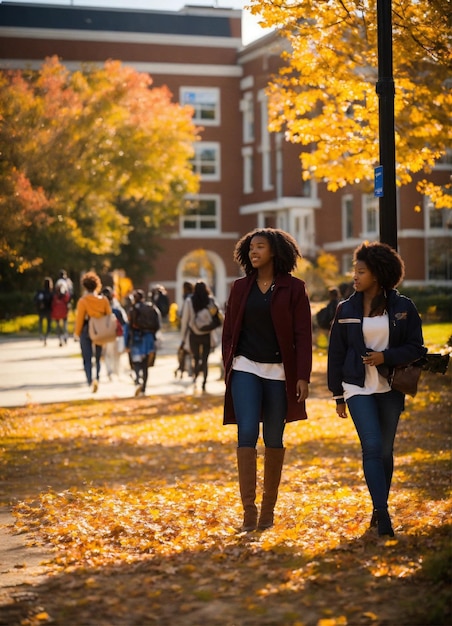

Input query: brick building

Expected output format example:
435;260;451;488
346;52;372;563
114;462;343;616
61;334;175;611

1;2;450;306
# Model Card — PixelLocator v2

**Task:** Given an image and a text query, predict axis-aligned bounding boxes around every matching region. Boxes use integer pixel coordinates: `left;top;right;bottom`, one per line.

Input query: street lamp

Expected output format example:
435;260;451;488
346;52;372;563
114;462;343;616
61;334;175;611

376;0;398;250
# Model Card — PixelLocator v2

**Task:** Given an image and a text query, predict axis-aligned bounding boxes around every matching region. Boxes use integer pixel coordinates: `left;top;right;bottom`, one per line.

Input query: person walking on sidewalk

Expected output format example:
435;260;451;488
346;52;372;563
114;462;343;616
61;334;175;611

74;271;112;393
180;280;221;392
222;228;312;532
327;241;427;537
101;286;128;379
51;281;70;346
127;289;160;397
34;277;53;345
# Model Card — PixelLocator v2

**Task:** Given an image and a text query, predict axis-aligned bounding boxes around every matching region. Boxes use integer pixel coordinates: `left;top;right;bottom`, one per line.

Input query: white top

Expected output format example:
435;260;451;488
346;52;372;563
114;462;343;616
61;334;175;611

232;355;286;381
343;313;391;400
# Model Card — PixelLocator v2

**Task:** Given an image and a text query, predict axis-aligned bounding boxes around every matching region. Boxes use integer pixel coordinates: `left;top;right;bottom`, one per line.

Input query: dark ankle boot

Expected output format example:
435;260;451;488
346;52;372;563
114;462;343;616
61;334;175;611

376;508;394;537
369;509;378;528
237;447;257;532
257;447;285;530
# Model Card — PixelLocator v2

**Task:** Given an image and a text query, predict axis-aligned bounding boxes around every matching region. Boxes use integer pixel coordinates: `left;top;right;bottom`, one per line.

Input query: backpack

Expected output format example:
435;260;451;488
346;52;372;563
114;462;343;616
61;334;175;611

35;290;51;312
88;313;118;345
194;300;223;333
132;302;160;333
36;291;46;311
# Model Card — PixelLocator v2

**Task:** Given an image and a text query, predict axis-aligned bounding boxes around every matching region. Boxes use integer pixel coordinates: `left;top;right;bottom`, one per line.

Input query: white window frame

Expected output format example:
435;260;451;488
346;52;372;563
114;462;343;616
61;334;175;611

424;195;452;281
240;91;254;144
259;89;273;191
425;196;452;231
342;194;354;240
362;194;379;237
181;195;220;235
180;87;220;126
192;142;221;181
242;146;253;194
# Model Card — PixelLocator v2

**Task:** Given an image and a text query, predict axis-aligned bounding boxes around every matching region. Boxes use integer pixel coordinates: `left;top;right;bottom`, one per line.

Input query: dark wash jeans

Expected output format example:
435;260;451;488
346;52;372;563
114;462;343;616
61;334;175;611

346;390;404;511
79;324;102;385
231;369;287;449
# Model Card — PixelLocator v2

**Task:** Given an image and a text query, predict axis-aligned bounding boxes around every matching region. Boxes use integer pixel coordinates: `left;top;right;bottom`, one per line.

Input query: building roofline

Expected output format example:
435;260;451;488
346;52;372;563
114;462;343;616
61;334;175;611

0;2;241;38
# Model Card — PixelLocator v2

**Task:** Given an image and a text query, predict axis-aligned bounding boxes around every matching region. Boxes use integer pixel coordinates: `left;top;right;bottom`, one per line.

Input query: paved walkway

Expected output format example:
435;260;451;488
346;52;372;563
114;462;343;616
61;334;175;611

0;330;226;608
0;330;225;408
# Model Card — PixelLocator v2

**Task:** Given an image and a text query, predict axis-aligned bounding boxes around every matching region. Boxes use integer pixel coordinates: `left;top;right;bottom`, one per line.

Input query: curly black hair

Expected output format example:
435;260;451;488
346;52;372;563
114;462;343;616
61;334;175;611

354;241;405;290
81;271;101;294
233;228;302;275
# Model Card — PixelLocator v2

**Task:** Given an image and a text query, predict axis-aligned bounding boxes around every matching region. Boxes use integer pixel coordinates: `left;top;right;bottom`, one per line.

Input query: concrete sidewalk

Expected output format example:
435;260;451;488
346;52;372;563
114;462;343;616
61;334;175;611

0;330;225;407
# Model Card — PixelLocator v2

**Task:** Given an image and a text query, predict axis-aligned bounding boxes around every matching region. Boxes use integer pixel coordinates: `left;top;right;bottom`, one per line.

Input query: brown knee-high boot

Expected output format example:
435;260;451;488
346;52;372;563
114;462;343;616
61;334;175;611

258;447;285;530
237;447;258;532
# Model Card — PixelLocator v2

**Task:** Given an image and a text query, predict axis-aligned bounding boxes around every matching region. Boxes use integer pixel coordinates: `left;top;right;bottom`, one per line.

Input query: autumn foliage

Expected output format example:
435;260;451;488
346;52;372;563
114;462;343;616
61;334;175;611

0;57;199;278
250;0;451;206
0;349;450;625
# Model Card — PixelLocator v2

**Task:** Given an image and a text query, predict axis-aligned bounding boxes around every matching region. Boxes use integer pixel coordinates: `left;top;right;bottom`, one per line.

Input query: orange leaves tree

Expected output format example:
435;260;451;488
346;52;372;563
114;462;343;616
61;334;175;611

250;0;451;203
0;56;199;285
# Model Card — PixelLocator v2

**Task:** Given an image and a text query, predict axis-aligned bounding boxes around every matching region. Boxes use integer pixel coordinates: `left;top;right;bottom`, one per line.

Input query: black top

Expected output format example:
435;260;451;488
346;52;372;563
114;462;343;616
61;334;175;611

235;282;282;363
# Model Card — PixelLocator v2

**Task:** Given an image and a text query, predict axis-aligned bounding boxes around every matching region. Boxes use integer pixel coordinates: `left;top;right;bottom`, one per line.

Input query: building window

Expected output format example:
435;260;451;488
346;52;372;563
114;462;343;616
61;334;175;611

434;149;452;169
240;92;254;143
301;178;312;198
180;87;220;125
181;196;220;233
427;201;452;230
342;254;353;276
242;147;253;194
259;90;273;191
428;239;452;280
425;197;452;281
342;195;354;239
363;194;378;235
191;143;220;180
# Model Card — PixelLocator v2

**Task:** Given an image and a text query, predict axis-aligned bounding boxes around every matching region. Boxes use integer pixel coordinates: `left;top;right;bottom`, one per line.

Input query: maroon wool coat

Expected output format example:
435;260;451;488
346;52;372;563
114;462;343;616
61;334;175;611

222;273;312;425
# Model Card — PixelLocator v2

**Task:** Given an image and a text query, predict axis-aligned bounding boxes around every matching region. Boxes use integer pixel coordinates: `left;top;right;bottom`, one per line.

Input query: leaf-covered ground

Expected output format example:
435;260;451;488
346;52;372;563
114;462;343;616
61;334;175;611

0;351;450;626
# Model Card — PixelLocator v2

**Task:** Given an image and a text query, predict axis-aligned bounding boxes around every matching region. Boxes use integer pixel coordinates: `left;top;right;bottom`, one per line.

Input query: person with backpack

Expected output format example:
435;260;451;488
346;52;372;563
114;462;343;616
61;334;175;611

101;286;129;379
151;284;170;321
127;289;161;397
51;281;70;346
34;277;54;345
74;271;112;393
180;280;222;392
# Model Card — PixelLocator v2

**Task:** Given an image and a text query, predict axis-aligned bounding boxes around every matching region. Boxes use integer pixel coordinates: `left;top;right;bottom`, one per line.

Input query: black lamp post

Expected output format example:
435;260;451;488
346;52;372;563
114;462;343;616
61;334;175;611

376;0;398;250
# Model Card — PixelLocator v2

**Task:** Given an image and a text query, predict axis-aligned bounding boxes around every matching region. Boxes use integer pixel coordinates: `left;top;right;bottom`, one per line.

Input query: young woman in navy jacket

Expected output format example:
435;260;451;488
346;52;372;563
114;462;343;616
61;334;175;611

328;242;426;537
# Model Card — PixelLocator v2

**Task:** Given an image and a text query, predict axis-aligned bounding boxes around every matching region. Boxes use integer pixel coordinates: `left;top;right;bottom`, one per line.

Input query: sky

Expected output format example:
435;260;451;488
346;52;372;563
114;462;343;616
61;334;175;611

7;0;273;45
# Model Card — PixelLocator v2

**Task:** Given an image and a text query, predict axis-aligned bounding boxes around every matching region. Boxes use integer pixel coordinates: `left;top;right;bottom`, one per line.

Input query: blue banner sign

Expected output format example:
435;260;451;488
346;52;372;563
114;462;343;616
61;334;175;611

374;166;384;197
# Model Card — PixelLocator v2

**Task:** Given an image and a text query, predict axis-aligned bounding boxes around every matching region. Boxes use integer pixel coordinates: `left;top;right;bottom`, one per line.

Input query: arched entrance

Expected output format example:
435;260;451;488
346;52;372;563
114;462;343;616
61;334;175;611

176;249;227;308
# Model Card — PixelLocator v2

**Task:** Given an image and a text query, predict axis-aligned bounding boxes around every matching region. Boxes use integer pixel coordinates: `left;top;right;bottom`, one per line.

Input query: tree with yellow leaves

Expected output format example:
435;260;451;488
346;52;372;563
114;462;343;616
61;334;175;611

0;56;199;286
250;0;451;206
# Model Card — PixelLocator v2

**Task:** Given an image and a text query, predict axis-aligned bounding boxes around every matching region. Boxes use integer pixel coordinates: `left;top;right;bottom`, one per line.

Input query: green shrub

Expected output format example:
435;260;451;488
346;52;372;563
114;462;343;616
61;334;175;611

400;287;452;322
0;291;36;319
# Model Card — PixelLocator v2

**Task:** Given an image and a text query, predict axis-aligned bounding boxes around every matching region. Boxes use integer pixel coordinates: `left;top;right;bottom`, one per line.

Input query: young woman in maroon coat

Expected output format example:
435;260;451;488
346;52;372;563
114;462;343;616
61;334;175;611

222;228;312;531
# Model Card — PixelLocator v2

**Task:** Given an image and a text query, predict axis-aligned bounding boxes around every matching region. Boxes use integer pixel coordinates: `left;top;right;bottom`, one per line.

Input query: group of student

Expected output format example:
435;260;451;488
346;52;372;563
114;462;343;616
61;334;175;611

34;228;427;540
74;272;162;396
34;270;74;346
220;228;426;538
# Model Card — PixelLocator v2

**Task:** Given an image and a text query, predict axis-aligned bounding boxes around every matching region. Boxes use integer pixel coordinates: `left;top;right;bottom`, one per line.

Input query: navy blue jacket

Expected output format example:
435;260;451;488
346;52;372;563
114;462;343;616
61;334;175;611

327;289;427;398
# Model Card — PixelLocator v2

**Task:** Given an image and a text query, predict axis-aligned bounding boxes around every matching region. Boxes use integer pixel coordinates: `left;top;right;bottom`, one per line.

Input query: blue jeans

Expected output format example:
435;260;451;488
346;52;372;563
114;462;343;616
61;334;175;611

231;370;287;448
80;325;102;385
346;391;404;510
